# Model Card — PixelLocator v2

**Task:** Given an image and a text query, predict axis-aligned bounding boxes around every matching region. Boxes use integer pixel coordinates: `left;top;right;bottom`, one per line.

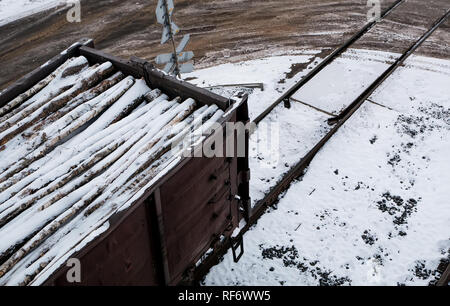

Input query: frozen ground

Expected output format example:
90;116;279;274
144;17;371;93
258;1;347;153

183;52;333;206
0;0;63;26
291;49;397;115
4;0;450;93
183;50;323;121
192;49;450;286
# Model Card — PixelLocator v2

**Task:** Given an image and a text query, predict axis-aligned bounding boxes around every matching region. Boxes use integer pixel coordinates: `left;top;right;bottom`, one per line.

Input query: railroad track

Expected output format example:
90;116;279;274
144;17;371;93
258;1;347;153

190;3;450;286
252;0;405;125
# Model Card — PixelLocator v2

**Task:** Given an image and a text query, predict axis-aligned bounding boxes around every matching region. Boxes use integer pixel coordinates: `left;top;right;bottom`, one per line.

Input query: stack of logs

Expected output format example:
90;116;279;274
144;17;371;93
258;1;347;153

0;56;224;285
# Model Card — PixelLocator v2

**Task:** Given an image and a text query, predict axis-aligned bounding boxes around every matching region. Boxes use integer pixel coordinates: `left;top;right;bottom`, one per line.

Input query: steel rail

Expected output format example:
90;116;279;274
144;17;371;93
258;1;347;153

437;262;450;286
253;0;404;124
330;9;450;123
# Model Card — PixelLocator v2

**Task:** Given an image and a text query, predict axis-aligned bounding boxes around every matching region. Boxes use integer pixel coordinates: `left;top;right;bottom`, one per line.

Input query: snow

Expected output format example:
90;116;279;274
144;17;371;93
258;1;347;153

249;103;331;206
200;49;450;286
0;0;64;27
183;51;323;121
291;49;396;115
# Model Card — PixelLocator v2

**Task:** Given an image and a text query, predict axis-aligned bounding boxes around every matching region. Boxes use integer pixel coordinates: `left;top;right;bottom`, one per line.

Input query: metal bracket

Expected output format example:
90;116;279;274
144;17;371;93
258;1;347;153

240;198;251;221
238;169;251;186
231;236;244;263
327;116;340;125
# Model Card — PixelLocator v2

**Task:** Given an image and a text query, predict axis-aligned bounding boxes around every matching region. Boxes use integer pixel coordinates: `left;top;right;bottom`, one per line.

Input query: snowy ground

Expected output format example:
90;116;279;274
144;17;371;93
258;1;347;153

184;50;323;121
184;51;334;206
291;49;396;115
0;0;63;26
185;49;450;286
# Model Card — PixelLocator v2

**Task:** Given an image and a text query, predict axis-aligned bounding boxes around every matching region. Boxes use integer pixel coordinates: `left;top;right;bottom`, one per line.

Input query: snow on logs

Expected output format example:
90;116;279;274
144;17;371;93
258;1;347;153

0;56;224;285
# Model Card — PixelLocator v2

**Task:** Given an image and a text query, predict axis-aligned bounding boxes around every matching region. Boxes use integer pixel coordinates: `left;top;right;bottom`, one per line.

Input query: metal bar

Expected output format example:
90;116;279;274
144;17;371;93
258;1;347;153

79;47;231;111
290;97;336;117
153;188;171;285
162;0;181;77
253;0;404;124
366;98;398;112
79;46;142;77
139;60;231;111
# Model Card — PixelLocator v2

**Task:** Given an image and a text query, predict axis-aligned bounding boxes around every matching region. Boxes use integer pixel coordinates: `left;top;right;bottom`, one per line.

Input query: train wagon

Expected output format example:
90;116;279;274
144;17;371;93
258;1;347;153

0;39;250;286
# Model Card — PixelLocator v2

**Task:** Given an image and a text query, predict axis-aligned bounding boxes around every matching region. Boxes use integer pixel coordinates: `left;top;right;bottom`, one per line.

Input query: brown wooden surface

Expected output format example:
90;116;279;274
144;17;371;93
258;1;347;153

45;203;162;286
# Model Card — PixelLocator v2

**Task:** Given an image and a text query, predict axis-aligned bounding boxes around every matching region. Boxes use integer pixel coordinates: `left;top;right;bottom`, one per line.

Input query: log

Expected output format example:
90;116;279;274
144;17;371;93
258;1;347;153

0;77;135;184
0;105;226;285
121;104;220;186
97;98;185;184
0;72;124;168
0;87;167;199
0;97;181;260
0;62;114;147
0;94;176;221
0;99;196;277
0;57;79;118
144;89;162;103
64;89;168;151
87;101;195;194
25;72;125;138
79;79;151;134
0;57;90;126
38;76;135;144
119;100;197;185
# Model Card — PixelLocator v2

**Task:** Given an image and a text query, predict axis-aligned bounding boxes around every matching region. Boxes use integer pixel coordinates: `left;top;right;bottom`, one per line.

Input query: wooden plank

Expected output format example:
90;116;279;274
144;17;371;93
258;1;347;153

133;56;231;111
0;38;94;109
78;46;141;78
153;188;171;286
79;48;231;111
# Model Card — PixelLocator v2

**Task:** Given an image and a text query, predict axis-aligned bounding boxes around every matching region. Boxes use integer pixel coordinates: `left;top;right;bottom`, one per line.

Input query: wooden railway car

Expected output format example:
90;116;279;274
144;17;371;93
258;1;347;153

0;39;250;286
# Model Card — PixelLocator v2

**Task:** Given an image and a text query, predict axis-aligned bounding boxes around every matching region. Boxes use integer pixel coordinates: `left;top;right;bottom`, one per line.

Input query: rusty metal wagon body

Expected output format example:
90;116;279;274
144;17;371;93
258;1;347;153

0;39;250;286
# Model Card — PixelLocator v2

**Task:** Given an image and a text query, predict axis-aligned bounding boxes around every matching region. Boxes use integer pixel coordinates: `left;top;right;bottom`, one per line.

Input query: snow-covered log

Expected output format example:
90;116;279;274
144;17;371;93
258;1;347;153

74;79;151;136
0;90;169;198
0;97;178;224
0;57;90;125
0;57;83;119
0;77;135;184
0;62;114;147
24;72;125;139
0;99;198;276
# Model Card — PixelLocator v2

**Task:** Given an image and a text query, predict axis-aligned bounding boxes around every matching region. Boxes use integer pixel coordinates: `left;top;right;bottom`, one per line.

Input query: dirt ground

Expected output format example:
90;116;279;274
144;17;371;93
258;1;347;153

0;0;448;90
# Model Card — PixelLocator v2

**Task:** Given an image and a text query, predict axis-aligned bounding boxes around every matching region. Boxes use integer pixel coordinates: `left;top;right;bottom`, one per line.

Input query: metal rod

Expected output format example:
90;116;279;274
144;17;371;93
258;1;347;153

163;0;181;78
203;83;265;91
